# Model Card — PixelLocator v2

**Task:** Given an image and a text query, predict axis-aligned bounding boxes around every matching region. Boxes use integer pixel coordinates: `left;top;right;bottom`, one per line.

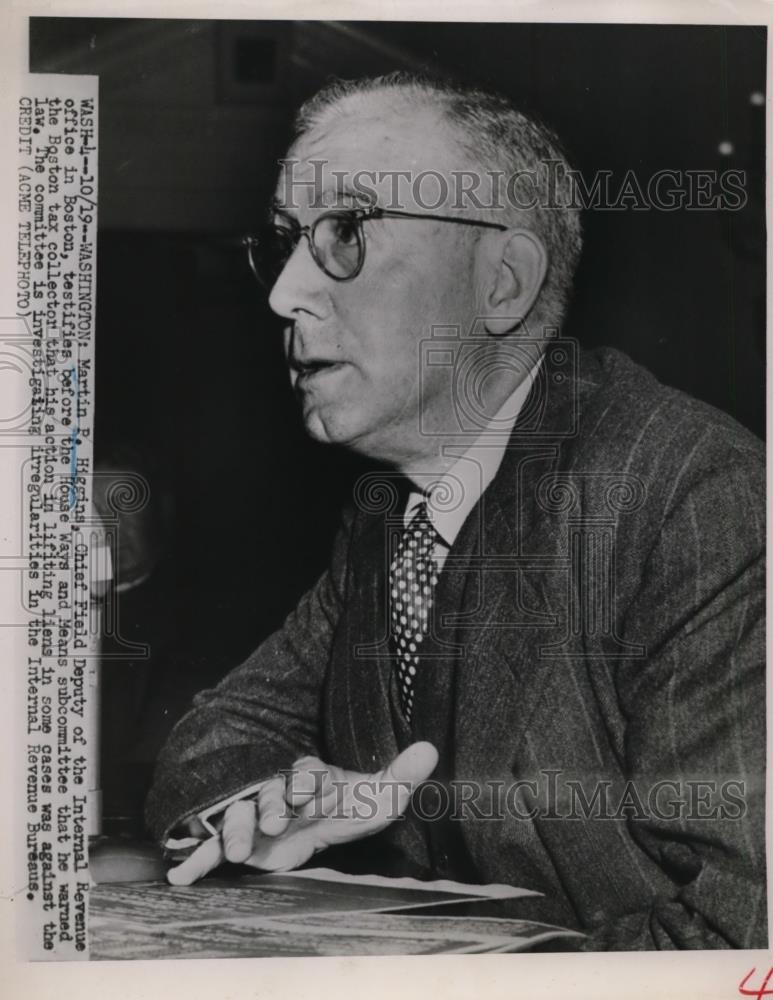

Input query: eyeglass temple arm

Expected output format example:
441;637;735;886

370;208;509;231
242;236;262;282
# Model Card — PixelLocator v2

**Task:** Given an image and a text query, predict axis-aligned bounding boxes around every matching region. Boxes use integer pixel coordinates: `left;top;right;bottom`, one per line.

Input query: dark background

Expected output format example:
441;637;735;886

29;18;767;834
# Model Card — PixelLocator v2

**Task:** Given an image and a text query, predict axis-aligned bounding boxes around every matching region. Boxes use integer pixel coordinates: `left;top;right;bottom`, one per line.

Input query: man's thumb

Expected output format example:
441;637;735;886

382;741;439;788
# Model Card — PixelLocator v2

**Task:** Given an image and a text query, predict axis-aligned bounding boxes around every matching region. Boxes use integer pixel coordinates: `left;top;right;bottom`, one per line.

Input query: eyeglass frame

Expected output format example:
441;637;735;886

242;205;509;287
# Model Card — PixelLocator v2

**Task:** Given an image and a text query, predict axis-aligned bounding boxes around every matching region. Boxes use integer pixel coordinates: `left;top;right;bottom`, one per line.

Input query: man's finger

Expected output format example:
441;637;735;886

167;834;223;885
286;756;328;807
378;741;439;812
257;776;292;836
222;799;258;862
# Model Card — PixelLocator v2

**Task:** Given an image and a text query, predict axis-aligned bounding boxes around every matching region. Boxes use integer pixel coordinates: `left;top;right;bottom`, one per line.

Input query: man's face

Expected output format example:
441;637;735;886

268;104;485;468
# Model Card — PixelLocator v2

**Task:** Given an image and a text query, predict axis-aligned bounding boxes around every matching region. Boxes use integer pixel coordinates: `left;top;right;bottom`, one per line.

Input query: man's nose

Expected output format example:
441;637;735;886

268;234;327;320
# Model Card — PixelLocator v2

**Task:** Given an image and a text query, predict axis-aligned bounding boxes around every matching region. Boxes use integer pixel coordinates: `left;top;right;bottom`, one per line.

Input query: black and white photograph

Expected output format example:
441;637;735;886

5;5;769;986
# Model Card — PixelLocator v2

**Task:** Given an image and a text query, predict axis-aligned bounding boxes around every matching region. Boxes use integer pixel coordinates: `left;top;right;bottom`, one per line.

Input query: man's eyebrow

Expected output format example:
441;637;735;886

271;187;375;217
270;201;297;222
330;186;375;208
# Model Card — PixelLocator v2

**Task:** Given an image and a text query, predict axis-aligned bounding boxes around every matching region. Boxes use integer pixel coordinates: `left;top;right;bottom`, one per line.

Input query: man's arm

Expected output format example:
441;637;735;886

587;443;766;950
144;507;355;846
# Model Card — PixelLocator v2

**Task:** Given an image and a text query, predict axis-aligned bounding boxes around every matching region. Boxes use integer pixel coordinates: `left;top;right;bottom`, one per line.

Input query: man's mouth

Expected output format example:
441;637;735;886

291;358;346;383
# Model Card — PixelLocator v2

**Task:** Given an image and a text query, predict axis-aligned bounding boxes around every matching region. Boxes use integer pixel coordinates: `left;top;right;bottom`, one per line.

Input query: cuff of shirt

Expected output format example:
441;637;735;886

162;778;269;853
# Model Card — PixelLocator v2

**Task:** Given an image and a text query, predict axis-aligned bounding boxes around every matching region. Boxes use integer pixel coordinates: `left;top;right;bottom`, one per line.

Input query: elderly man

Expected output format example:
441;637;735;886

145;74;765;951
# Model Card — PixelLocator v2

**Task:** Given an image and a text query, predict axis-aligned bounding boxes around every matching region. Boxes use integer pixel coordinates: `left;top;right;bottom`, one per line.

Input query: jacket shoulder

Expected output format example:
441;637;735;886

573;347;764;476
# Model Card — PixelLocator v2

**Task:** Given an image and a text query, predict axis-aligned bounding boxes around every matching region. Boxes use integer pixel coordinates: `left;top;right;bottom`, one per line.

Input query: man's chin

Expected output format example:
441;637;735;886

300;403;380;456
301;404;354;448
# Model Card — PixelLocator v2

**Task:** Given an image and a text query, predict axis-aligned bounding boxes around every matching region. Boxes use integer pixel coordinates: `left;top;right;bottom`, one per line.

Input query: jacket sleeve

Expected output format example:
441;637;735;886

585;442;766;950
144;507;354;845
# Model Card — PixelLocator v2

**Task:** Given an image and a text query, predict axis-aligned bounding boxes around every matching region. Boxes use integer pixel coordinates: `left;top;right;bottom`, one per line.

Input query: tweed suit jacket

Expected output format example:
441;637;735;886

146;346;766;951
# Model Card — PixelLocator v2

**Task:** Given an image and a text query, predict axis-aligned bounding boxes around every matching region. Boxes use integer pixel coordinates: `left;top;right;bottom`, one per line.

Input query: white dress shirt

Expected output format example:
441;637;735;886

402;356;542;567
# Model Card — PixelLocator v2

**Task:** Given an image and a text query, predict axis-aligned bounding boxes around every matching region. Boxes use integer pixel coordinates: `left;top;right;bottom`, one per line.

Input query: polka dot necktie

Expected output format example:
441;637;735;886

389;502;440;722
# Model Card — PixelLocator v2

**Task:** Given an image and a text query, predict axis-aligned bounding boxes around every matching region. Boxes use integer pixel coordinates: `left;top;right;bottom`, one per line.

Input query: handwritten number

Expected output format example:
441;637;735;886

739;968;773;1000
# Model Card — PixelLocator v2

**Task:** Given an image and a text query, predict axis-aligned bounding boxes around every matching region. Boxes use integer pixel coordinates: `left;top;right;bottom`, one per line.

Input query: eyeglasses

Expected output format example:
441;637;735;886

242;206;508;289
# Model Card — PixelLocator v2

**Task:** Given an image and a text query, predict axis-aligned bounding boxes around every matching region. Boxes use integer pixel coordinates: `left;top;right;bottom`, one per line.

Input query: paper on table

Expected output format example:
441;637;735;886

89;871;583;960
281;867;541;899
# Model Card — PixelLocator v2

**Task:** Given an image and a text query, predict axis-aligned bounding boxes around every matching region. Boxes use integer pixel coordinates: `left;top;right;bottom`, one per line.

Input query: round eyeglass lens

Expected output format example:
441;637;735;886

313;213;363;279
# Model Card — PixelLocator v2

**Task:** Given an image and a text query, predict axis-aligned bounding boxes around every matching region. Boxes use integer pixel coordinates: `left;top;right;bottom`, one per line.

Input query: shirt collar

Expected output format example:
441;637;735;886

403;356;542;546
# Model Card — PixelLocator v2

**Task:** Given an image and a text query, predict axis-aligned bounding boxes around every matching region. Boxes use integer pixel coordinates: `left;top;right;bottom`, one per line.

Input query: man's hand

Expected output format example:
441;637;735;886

167;741;439;885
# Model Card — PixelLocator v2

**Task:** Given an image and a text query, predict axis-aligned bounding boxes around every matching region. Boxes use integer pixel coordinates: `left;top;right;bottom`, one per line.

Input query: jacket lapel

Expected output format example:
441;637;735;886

325;497;438;870
452;347;596;764
324;507;398;773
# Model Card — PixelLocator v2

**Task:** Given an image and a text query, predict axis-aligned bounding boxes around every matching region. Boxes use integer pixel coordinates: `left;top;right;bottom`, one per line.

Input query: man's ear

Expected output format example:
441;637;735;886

482;228;548;336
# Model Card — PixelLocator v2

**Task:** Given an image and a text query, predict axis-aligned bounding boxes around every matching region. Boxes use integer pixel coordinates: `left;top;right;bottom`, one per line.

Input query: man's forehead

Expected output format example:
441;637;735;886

274;105;470;212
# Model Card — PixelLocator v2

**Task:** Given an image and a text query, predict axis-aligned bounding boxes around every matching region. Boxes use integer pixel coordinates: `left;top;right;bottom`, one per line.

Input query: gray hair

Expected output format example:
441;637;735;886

293;71;583;331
